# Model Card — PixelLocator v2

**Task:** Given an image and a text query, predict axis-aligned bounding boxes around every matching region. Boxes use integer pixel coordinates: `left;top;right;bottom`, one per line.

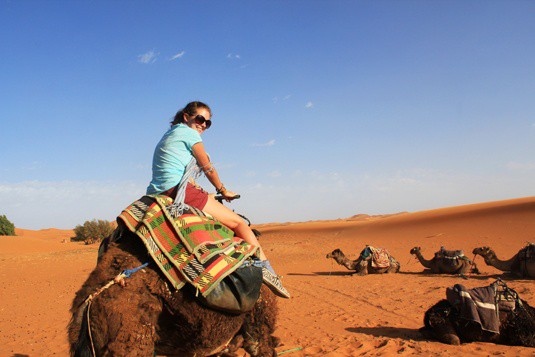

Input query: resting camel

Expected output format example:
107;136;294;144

421;281;535;347
68;224;278;356
472;244;535;278
410;247;478;275
326;247;400;275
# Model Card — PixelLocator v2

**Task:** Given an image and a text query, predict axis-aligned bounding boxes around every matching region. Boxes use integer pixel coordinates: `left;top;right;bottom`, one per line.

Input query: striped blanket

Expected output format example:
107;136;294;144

118;195;258;296
446;284;500;333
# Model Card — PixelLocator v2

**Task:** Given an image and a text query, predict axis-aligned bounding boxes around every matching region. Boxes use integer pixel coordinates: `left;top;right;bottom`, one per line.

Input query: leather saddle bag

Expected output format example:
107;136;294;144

198;264;263;314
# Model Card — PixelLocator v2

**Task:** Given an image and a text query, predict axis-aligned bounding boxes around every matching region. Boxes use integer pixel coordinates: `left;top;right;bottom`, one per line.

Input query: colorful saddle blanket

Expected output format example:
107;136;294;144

360;246;391;269
118;195;258;296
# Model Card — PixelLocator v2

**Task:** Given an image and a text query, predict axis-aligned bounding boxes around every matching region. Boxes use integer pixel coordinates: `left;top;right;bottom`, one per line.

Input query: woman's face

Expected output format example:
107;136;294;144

184;108;211;135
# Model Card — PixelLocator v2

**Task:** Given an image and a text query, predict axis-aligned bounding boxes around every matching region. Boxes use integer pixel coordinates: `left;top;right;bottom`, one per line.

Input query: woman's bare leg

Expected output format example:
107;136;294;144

202;196;267;260
202;196;290;298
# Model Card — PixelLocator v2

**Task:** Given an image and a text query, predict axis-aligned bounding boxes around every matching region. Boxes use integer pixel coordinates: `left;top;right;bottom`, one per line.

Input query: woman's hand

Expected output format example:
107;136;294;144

221;189;239;201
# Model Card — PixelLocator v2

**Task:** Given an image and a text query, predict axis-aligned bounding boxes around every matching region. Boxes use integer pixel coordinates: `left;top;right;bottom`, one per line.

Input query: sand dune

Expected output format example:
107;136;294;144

0;196;534;356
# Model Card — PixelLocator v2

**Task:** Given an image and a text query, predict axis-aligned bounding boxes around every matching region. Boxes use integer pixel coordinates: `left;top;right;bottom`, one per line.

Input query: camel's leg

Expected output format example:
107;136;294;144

242;286;278;357
90;286;162;356
356;261;368;276
457;261;473;275
386;261;400;273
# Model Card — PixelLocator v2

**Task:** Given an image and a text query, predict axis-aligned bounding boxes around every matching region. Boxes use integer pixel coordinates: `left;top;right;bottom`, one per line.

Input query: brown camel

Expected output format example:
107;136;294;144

68;224;279;357
472;244;535;278
326;247;400;275
421;280;535;347
410;246;478;275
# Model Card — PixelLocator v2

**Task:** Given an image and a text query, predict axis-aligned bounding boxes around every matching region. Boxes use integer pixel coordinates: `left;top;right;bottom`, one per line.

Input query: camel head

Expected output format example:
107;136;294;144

473;246;493;258
326;249;343;259
410;247;421;255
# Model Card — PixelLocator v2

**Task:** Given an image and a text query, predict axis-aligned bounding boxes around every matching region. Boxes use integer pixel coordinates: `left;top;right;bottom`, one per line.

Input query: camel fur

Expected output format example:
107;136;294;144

326;248;400;275
473;245;535;279
68;225;279;357
410;246;478;275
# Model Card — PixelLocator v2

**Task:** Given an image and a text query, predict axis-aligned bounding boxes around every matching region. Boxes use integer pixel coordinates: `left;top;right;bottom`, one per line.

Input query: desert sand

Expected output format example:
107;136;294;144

0;196;534;356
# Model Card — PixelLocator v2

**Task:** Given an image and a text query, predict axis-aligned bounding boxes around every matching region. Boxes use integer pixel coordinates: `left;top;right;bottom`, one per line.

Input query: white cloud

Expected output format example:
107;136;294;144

506;161;535;170
269;171;282;178
227;53;241;59
138;50;159;64
170;51;186;60
252;139;276;147
305;101;314;109
0;180;145;230
273;95;291;104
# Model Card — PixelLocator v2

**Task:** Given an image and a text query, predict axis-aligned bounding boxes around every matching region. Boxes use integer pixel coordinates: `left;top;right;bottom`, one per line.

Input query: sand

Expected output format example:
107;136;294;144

0;196;534;356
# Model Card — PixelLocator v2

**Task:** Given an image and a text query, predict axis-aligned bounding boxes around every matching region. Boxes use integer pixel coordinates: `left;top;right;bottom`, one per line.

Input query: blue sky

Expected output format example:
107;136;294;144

1;1;534;230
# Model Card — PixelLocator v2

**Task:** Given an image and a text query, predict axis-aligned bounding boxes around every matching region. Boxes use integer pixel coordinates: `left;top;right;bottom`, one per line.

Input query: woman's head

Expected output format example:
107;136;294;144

171;101;212;134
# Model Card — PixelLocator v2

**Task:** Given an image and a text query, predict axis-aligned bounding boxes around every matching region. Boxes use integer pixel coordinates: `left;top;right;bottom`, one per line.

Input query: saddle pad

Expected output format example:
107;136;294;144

118;195;258;296
368;246;391;269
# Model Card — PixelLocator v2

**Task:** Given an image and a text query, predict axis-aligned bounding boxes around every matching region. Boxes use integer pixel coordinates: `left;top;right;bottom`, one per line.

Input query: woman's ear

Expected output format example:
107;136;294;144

183;112;189;123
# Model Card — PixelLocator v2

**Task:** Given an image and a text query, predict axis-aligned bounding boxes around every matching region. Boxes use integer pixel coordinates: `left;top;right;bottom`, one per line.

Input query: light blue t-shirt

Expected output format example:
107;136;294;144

146;124;202;195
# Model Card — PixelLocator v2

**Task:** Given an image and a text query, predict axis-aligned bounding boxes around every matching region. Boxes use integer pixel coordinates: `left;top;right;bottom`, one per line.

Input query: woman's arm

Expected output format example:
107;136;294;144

191;142;237;198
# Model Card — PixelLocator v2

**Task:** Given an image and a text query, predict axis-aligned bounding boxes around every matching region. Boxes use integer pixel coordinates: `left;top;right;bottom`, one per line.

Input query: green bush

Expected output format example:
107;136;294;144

0;215;15;236
72;219;116;244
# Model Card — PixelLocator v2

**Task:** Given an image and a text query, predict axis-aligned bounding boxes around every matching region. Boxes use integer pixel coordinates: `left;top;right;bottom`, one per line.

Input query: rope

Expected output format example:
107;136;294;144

83;262;150;357
277;346;303;355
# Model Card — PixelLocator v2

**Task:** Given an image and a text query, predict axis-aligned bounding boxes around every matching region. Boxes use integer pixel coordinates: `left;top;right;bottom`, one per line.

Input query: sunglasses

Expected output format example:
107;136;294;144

194;115;211;129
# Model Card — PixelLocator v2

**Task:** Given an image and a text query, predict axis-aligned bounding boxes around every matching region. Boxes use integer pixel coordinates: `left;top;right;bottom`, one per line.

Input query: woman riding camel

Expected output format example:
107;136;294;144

147;101;290;299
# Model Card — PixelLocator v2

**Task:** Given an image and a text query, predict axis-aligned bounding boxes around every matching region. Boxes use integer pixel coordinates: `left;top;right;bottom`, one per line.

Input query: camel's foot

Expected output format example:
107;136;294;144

419;326;460;345
441;333;461;345
271;335;281;347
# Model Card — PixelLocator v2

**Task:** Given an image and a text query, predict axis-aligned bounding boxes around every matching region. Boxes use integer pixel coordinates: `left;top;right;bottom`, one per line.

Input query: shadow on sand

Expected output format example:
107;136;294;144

287;271;355;277
346;326;427;341
397;271;504;281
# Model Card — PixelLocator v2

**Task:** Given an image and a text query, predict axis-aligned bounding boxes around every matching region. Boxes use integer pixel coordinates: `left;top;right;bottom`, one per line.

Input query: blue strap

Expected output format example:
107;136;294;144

121;262;149;278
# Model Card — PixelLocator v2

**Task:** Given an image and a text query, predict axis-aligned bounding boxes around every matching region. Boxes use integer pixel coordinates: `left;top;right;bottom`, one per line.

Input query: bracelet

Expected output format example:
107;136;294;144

216;184;227;194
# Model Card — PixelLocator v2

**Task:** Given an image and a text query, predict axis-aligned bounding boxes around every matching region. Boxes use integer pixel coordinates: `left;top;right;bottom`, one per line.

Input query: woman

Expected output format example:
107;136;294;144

147;101;290;298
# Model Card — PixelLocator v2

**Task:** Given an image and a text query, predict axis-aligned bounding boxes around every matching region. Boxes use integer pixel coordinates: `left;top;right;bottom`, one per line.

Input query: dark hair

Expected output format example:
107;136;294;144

171;101;212;126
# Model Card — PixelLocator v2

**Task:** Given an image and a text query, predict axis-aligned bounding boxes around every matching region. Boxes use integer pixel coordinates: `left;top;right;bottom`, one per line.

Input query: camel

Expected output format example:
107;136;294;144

326;247;400;275
410;246;478;275
421;280;535;347
68;224;279;357
472;244;535;278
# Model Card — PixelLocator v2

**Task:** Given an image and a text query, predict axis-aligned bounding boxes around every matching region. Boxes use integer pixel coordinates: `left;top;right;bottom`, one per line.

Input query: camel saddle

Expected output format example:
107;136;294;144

446;279;522;334
360;245;392;269
518;243;535;261
435;247;468;267
105;195;263;314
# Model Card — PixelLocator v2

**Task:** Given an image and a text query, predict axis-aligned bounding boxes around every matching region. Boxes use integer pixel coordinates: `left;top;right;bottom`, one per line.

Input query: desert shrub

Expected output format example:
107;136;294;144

72;219;116;244
0;215;15;236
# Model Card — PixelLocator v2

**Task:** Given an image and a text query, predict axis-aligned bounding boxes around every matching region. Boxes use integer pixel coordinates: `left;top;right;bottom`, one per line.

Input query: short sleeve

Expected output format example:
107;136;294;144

182;127;202;150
